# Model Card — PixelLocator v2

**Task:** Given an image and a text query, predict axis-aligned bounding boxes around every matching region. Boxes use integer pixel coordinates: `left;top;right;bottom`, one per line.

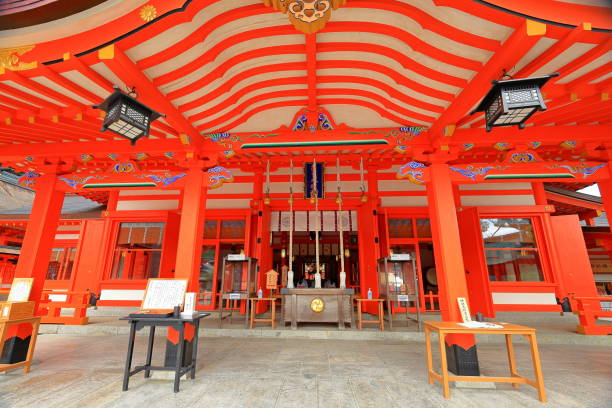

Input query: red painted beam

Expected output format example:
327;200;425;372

306;33;317;110
514;26;586;77
347;0;501;51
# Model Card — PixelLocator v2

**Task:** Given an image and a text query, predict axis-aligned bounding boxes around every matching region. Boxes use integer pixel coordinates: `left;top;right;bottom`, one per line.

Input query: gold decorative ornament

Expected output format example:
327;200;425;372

310;297;325;312
0;45;37;72
139;4;157;22
263;0;347;34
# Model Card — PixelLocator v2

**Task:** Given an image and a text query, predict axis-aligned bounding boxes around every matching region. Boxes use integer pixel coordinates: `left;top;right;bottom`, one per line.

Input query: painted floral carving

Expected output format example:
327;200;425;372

397;161;426;184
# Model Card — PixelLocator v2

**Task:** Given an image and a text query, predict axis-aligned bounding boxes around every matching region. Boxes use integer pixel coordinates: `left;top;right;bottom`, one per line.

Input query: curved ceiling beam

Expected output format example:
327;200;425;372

151;25;297;85
324;21;483;71
139;1;495;74
188;77;308;122
202;99;308;133
180;57;452;124
347;0;501;51
156;44;305;88
155;20;477;91
138;3;274;70
177;62;307;112
186;74;445;125
177;56;452;118
194;86;435;130
316;88;436;123
317;60;455;101
214;95;418;133
317;42;468;87
195;89;309;130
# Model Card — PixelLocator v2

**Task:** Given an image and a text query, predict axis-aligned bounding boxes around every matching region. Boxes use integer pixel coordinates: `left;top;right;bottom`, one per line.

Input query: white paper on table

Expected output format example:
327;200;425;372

457;321;504;329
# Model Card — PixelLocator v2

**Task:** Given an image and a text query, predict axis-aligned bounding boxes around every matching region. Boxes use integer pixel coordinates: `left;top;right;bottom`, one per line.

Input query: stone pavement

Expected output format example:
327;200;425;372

1;334;611;408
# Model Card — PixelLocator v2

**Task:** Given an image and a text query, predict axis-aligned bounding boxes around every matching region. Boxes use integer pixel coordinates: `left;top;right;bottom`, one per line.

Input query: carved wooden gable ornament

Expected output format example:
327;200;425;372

263;0;347;34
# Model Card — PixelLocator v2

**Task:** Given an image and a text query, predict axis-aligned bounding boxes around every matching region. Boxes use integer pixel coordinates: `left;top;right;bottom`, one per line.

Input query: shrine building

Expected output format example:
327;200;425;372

0;0;611;377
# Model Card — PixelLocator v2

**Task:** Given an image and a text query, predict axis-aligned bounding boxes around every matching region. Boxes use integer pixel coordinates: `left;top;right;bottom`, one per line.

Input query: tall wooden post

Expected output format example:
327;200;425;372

174;168;207;292
357;164;380;313
163;168;206;370
1;172;64;364
427;163;479;376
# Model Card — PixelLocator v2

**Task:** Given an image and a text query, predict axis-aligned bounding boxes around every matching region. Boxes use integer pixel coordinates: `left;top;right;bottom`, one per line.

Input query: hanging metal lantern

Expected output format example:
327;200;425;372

93;86;164;144
472;73;558;132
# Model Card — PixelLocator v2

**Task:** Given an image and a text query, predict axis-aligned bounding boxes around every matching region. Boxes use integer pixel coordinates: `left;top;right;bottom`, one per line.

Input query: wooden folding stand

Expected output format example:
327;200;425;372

0;316;41;374
424;321;547;403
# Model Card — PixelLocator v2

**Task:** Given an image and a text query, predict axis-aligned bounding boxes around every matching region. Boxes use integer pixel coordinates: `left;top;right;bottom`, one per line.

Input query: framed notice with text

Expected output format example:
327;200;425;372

8;278;34;302
141;279;188;313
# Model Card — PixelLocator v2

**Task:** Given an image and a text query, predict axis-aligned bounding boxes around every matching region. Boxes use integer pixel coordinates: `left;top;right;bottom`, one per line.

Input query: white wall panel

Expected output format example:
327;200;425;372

459;182;532;191
492;292;557;305
381;196;428;207
460;195;535;206
116;199;179;211
205;199;251;209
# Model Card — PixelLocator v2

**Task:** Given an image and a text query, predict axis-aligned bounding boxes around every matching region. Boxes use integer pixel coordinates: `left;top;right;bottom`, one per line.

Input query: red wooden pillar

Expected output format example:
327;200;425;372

174;169;207;292
427;163;479;376
357;165;380;313
1;173;64;364
164;168;206;368
15;173;64;304
532;182;547;205
598;177;612;224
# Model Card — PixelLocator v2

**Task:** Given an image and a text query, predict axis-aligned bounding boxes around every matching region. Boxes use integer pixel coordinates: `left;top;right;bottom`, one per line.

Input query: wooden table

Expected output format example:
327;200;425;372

355;298;384;330
119;313;209;393
0;316;41;374
424;321;546;403
249;297;276;329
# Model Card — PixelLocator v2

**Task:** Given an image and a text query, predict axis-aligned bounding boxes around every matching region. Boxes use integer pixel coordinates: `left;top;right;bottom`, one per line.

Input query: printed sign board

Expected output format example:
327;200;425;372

390;254;412;261
227;254;246;261
141;279;187;313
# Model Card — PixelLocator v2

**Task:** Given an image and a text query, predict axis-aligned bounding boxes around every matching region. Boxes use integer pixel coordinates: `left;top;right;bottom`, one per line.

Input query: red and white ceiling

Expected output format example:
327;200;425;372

0;0;609;147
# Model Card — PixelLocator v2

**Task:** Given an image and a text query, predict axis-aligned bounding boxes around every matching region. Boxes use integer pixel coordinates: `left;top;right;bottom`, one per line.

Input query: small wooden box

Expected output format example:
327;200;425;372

0;301;35;320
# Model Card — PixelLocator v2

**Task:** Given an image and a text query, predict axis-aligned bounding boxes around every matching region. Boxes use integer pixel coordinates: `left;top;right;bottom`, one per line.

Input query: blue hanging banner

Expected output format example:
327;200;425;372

304;162;324;199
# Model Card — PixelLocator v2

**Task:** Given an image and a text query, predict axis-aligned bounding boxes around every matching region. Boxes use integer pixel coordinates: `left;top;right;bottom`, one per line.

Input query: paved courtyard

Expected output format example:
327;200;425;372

1;333;611;408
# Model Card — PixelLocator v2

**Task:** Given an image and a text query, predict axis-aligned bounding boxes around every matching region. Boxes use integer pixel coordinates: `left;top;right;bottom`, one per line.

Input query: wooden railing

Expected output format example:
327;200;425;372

39;290;91;325
423;291;440;312
0;289;91;325
573;296;612;335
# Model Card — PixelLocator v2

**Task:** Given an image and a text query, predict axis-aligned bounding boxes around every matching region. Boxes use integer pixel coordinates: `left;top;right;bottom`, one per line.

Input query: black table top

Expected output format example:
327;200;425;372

120;312;210;323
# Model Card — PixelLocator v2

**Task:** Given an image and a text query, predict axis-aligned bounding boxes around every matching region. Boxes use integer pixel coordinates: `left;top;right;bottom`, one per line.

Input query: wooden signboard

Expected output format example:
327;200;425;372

8;278;33;302
181;292;196;317
266;269;278;289
140;279;188;313
457;297;472;322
